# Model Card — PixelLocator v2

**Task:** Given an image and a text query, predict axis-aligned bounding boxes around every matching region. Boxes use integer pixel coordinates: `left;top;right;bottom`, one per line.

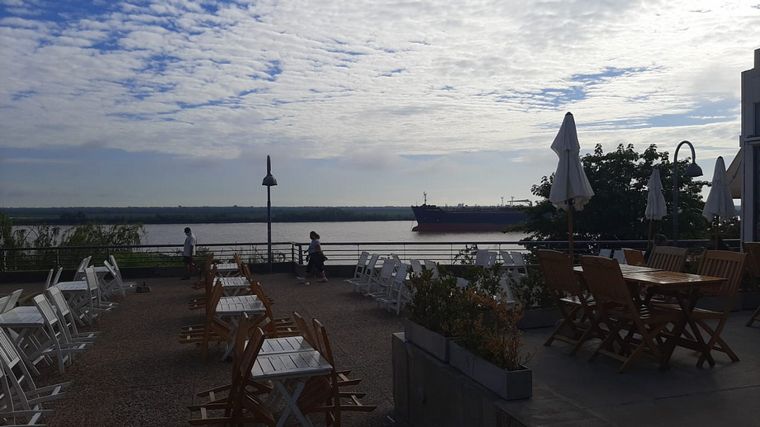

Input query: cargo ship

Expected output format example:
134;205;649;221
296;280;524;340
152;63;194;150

411;194;530;232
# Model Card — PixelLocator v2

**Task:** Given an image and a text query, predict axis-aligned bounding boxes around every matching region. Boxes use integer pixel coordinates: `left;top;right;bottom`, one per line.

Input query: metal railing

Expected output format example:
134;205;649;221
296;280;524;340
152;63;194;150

0;238;737;272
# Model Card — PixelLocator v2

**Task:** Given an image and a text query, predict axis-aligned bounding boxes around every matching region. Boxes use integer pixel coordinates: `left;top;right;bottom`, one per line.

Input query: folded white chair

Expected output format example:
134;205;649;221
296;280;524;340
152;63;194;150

72;256;91;281
2;290;23;314
0;355;47;426
84;266;118;315
51;267;63;288
42;270;54;292
32;295;90;374
346;251;370;283
376;263;411;315
0;328;69;412
348;253;380;290
423;260;440;279
368;260;402;299
409;259;423;277
509;251;527;273
46;288;97;343
108;256;137;292
475;250;497;267
612;249;627;265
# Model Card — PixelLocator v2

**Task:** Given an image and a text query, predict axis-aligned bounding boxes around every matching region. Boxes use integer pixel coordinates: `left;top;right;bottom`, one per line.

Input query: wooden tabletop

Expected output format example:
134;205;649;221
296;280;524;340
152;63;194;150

622;270;725;287
260;336;313;356
216;295;264;316
251;349;332;381
217;276;249;288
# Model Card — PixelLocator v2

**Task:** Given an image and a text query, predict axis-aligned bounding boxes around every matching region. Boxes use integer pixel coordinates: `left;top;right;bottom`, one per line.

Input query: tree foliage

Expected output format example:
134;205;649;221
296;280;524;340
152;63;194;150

522;144;710;241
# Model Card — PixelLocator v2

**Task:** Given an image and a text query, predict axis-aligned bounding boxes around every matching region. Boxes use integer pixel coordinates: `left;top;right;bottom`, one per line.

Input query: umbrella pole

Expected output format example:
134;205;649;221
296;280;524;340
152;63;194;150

648;219;654;251
714;216;720;249
568;200;574;260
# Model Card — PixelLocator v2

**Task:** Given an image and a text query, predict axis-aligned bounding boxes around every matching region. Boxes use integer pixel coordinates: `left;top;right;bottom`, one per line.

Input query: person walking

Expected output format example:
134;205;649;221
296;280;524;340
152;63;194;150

303;231;327;285
182;227;197;280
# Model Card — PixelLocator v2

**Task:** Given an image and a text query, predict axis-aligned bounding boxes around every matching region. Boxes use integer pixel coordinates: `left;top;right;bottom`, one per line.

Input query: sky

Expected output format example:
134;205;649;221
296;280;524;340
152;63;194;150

0;0;758;207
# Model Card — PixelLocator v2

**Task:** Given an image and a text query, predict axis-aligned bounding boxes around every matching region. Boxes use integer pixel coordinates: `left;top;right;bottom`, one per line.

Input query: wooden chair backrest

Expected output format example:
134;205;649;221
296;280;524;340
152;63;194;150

293;312;316;346
230;327;265;412
580;256;633;307
205;281;224;319
537;250;583;295
697;250;746;298
744;242;760;279
623;249;646;267
647;246;687;272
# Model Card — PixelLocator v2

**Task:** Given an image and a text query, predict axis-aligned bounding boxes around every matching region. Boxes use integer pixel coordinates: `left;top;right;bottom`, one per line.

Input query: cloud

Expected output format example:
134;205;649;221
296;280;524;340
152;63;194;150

0;0;758;206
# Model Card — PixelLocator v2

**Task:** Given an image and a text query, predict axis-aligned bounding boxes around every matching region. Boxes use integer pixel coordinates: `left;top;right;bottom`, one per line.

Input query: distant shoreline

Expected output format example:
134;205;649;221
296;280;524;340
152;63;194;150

1;206;416;225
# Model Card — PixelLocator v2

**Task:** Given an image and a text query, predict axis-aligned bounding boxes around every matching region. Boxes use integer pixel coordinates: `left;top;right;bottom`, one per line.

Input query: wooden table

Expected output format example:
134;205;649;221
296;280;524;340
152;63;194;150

215;263;239;277
216;295;265;360
575;264;726;367
252;349;332;427
217;276;250;296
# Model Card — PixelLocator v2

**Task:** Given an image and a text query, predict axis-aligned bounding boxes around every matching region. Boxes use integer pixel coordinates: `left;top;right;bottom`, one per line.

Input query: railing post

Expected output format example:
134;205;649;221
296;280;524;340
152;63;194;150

298;244;303;265
291;244;295;263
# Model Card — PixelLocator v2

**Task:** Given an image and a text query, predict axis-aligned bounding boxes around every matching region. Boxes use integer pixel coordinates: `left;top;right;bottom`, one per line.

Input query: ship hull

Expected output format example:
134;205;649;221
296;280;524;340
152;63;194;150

411;205;526;232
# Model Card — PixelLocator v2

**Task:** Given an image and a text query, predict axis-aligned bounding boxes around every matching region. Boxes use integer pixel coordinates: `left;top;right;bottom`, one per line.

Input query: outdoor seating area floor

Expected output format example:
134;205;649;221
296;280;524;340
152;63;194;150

4;274;760;426
3;274;401;426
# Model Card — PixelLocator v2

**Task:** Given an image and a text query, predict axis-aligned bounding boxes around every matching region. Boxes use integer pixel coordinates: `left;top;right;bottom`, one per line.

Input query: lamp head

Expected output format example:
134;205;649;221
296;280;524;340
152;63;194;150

262;155;277;186
685;162;703;178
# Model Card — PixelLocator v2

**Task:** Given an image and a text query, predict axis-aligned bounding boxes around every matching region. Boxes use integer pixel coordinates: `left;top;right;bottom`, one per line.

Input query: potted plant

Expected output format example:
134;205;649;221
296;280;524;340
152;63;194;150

405;269;459;362
508;253;558;329
448;284;533;400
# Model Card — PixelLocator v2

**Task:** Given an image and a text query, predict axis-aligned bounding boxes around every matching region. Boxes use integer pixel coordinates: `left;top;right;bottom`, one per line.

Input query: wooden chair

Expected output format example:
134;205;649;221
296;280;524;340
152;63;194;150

647;246;687;272
686;250;745;366
745;243;760;327
178;282;232;360
580;256;678;372
189;265;218;310
623;249;646;267
536;250;594;348
189;326;275;426
297;319;375;425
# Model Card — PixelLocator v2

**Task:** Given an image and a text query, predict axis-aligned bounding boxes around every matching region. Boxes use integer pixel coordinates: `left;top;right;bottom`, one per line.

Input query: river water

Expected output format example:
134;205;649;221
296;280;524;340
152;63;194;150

140;221;528;245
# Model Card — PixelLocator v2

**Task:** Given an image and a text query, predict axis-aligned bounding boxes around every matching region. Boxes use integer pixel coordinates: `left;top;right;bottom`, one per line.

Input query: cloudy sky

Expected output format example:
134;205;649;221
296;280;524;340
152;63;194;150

0;0;757;207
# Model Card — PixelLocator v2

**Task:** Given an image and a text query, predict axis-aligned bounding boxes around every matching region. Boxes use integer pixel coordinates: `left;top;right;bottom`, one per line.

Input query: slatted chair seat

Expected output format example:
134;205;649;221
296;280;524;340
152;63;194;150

580;256;680;372
656;250;746;367
537;250;595;350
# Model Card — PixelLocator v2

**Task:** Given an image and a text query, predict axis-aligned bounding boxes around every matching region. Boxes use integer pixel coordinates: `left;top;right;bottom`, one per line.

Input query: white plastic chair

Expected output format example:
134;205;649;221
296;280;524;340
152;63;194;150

51;267;63;287
32;295;90;374
364;259;397;297
599;248;612;258
423;260;440;279
409;259;423;277
475;250;497;267
108;255;137;290
509;252;527;273
348;251;370;281
0;328;68;424
43;269;54;292
376;263;411;314
500;251;515;267
72;256;92;281
612;249;627;265
102;261;127;298
347;253;380;289
3;289;23;313
46;287;97;343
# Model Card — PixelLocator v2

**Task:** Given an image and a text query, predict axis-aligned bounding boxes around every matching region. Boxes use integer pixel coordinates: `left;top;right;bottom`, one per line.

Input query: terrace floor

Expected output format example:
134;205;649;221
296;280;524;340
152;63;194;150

2;273;760;426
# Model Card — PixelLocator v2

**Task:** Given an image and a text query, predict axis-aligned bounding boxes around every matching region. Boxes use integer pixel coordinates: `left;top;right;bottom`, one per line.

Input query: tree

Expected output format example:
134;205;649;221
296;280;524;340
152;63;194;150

522;144;710;241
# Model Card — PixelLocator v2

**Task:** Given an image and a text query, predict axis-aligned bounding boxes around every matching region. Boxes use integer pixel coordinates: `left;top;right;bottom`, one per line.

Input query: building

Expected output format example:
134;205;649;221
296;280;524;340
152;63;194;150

741;48;760;242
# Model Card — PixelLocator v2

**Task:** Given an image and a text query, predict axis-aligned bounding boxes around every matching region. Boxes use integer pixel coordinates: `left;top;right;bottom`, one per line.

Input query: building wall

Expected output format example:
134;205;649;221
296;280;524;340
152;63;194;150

741;49;760;242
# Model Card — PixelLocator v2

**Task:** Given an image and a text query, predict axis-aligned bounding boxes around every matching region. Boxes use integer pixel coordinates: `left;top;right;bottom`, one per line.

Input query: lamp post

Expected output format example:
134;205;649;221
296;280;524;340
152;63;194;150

262;155;277;273
671;140;703;245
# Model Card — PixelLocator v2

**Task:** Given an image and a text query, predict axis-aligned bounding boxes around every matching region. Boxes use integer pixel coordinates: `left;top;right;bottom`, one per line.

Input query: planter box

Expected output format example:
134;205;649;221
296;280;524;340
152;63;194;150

404;319;450;363
741;290;760;311
448;341;532;400
517;307;560;329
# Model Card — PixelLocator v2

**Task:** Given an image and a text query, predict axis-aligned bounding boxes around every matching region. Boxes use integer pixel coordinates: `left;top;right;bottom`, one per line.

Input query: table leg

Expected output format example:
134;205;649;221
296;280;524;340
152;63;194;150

221;317;240;361
274;380;311;427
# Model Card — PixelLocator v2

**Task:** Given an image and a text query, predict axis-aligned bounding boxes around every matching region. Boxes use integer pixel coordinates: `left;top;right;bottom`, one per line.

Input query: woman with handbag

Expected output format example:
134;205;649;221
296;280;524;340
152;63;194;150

305;231;328;284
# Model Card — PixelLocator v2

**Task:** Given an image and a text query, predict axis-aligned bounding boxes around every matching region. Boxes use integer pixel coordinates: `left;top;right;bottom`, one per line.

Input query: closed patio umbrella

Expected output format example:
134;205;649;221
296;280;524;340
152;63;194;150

702;156;736;248
548;112;594;257
644;167;667;245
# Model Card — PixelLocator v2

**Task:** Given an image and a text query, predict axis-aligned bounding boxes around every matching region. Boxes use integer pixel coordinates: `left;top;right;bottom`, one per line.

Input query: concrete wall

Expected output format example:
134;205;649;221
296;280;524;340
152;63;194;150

392;332;526;427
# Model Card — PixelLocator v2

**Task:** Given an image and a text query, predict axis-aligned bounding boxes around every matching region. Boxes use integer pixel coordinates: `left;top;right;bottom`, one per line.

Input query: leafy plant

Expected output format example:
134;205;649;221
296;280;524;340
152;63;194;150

407;269;460;336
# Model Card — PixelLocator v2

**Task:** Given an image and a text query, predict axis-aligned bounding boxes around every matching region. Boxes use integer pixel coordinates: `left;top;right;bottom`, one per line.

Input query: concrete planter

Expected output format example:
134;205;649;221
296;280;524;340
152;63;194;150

517;307;560;329
404;319;450;363
448;341;532;400
741;290;760;311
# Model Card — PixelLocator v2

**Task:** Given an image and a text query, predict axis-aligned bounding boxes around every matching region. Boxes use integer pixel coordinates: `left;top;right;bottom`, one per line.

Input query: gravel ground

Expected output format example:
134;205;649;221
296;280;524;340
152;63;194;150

6;273;401;426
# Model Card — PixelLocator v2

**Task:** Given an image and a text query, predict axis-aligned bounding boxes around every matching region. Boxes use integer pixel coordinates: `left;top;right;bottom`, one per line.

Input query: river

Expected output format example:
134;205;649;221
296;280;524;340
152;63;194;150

140;221;528;245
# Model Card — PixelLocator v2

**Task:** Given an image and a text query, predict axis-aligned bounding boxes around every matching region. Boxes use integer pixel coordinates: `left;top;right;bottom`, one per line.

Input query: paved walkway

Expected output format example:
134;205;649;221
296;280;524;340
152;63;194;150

3;273;760;426
3;274;400;426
